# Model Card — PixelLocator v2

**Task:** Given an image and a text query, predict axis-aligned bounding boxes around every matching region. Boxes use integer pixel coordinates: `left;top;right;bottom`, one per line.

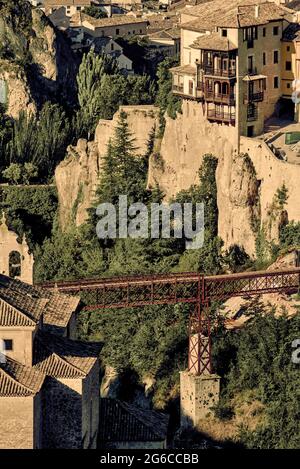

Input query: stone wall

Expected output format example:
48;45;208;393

41;377;83;449
0;213;34;284
82;362;100;449
0;394;41;449
56;100;300;256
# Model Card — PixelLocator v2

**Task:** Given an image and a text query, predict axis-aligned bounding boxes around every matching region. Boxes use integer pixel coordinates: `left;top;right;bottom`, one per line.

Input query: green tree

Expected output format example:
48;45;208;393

155;57;181;135
2;163;22;184
83;6;108;18
76;49;118;137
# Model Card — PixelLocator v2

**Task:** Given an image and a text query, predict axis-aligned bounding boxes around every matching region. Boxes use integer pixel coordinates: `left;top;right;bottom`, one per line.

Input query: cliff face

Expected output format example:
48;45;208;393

55;105;159;229
55;100;300;257
0;4;77;117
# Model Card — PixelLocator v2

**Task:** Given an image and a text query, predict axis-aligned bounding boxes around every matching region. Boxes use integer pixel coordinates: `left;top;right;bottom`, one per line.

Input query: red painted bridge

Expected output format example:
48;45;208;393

40;267;300;376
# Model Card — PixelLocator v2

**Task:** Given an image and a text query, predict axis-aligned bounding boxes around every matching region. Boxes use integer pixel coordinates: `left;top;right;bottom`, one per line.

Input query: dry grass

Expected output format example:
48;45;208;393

196;390;266;443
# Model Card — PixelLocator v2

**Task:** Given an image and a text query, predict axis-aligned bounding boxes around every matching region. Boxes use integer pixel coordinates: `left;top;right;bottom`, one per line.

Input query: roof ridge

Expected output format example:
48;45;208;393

0;296;36;326
0;360;44;395
52;351;86;376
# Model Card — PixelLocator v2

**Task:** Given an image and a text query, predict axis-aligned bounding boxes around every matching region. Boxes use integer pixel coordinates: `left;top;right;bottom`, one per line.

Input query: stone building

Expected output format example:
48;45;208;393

98;398;169;449
69;11;148;38
170;0;300;138
0;213;34;285
0;274;100;449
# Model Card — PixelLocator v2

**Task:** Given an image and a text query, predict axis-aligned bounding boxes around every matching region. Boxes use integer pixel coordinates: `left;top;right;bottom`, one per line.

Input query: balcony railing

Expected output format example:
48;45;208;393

172;84;204;101
207;109;236;125
205;91;235;105
244;91;264;102
173;84;184;93
247;110;258;121
203;66;236;78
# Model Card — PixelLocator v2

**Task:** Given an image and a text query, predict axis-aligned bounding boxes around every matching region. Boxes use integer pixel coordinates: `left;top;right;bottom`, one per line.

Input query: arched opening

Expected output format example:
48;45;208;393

9;251;21;278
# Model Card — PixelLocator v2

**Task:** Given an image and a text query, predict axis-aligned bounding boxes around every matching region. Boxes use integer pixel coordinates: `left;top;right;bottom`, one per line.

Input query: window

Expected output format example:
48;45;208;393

140;29;142;33
287;45;290;52
9;251;21;278
116;28;120;35
263;27;266;37
273;50;279;64
287;83;291;89
3;340;13;351
243;26;258;42
221;29;227;37
248;55;254;73
111;43;114;51
247;125;254;137
286;61;292;71
274;76;279;88
263;52;266;66
273;26;279;36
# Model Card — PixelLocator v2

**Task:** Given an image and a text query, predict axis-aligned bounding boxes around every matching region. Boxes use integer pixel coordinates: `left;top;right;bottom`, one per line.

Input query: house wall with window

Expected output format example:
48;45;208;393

0;214;34;285
0;327;37;367
79;19;147;38
237;20;287;137
281;39;296;98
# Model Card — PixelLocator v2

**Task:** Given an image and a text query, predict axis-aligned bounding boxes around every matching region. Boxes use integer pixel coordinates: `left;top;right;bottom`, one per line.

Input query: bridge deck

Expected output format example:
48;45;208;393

38;267;300;310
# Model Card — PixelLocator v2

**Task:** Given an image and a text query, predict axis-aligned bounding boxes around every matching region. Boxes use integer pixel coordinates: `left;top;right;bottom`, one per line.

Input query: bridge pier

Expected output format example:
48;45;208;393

180;332;220;428
180;371;221;428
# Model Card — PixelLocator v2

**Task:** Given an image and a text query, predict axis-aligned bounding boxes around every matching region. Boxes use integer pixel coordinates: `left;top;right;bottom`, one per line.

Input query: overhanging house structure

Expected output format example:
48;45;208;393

171;0;300;137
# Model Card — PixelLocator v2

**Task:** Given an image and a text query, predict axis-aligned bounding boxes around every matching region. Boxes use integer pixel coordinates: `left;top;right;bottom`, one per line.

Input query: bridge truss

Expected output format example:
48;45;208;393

40;268;300;376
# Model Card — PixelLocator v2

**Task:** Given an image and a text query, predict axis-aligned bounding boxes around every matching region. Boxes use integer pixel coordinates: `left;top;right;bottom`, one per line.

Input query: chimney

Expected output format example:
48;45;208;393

255;5;260;18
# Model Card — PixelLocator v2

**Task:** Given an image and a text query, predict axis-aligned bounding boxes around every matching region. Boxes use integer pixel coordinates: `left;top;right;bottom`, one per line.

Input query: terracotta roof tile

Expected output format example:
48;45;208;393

33;330;100;378
98;398;169;442
0;356;45;397
0;275;80;329
181;0;290;31
191;32;237;51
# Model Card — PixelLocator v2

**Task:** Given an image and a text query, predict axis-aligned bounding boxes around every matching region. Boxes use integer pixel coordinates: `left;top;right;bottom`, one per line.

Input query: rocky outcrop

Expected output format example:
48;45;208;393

0;4;77;117
55;139;99;229
55;99;300;256
148;100;300;256
56;106;159;229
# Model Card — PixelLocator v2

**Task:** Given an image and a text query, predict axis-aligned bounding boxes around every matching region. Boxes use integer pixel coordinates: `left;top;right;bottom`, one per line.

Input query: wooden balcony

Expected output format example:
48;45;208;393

207;109;236;125
205;91;235;105
173;84;184;94
203;65;236;78
172;84;204;101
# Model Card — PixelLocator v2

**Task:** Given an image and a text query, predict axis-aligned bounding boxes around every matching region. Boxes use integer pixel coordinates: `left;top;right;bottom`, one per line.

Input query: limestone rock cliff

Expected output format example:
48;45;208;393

56;105;159;229
0;3;77;117
55;100;300;256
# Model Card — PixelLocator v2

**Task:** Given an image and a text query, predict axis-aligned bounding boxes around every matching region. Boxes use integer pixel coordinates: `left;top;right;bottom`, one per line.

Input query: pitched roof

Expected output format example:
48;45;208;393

149;27;181;40
282;22;300;41
71;12;148;29
44;0;93;6
33;330;100;379
0;356;45;397
181;0;290;31
191;32;237;51
0;275;80;329
0;275;48;326
169;64;196;75
98;399;169;442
